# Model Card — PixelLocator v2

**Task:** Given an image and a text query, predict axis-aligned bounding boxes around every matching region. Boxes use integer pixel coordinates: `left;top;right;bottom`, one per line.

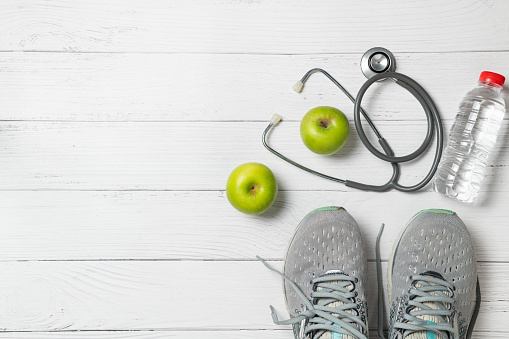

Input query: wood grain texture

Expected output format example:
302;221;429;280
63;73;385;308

0;331;294;339
0;0;508;53
1;190;509;262
0;52;508;122
0;261;505;332
1;121;509;192
0;331;504;338
1;0;508;337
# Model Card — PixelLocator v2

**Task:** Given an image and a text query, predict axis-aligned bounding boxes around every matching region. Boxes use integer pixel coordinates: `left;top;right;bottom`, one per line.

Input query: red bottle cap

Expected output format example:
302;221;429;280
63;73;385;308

479;71;505;87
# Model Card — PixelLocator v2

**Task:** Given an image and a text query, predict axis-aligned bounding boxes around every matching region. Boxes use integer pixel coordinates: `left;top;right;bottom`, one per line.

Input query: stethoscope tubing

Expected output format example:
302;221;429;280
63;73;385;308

348;71;443;192
262;122;347;184
262;69;443;192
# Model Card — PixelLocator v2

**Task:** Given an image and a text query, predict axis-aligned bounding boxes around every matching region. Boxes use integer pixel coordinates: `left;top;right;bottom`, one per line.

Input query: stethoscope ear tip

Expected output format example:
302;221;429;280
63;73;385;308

293;80;304;93
270;114;283;126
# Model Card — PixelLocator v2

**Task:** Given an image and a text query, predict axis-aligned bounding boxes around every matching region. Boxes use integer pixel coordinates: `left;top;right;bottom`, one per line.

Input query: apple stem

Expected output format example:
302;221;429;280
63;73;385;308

319;118;331;129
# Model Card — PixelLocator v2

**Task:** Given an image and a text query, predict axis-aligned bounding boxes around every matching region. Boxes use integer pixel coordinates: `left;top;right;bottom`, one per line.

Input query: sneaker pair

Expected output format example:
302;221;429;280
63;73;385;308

258;207;481;339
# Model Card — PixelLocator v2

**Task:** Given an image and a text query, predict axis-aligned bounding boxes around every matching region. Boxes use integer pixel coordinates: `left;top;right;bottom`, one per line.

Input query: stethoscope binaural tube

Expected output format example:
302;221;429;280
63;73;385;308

262;68;444;192
347;71;443;192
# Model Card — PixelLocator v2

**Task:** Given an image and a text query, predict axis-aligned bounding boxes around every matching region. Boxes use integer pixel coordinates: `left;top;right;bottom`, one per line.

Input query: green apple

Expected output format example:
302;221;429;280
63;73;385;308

300;106;350;155
226;162;278;215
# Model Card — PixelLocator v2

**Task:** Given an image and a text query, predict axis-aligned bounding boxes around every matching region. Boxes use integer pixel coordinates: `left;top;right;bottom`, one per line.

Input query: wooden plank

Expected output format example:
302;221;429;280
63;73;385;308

1;190;508;262
0;330;504;338
0;52;507;122
0;1;508;53
0;261;505;332
0;331;293;339
1;121;509;192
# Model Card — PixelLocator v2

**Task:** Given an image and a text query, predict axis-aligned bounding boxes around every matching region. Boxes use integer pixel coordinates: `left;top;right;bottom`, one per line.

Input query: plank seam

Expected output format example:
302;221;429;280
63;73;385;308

0;50;509;55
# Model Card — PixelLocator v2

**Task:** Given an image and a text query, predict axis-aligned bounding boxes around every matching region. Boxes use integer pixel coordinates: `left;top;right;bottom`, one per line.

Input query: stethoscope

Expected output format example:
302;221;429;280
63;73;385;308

262;47;444;192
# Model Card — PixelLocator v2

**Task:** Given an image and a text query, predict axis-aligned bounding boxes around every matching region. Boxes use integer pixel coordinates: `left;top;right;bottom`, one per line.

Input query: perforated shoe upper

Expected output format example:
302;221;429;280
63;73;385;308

388;209;479;339
283;207;369;338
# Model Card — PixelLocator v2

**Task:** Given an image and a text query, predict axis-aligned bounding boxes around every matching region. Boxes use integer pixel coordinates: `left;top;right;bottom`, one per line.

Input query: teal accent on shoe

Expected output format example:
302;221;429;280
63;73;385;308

426;320;436;339
332;323;343;339
303;206;343;219
414;209;456;217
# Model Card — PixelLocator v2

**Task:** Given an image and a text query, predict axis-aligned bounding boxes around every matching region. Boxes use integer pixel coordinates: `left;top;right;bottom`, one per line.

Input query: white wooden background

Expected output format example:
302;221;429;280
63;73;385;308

0;1;508;338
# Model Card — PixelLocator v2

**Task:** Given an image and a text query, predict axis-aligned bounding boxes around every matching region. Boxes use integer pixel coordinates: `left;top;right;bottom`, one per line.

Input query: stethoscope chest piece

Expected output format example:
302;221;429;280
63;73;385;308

361;47;396;81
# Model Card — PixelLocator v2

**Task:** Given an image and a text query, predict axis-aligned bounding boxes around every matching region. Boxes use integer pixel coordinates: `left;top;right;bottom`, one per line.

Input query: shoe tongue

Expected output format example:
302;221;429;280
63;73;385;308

403;305;440;339
318;330;354;339
404;273;449;339
315;271;356;339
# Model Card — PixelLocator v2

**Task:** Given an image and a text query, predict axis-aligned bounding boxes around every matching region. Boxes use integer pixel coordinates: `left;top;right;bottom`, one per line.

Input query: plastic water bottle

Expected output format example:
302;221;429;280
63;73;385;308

433;71;506;203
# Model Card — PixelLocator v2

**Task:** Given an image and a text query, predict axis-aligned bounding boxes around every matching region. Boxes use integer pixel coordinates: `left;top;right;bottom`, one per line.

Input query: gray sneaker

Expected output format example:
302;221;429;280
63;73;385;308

258;206;369;339
386;209;481;339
